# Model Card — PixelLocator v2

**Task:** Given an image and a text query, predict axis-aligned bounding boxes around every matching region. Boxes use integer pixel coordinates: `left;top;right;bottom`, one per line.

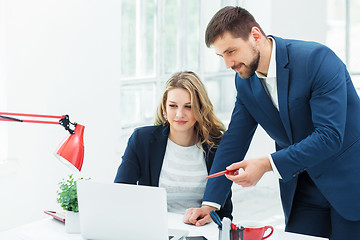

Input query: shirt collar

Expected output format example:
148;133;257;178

256;37;276;79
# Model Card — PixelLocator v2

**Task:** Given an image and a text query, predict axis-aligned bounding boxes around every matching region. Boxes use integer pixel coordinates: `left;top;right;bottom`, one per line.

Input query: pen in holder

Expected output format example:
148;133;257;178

218;217;245;240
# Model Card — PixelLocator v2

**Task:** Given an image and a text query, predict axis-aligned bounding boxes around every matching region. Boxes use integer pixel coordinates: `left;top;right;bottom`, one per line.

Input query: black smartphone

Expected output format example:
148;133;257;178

185;237;208;240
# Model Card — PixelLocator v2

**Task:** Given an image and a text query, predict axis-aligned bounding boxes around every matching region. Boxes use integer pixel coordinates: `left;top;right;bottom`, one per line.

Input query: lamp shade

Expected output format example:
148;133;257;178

55;124;85;171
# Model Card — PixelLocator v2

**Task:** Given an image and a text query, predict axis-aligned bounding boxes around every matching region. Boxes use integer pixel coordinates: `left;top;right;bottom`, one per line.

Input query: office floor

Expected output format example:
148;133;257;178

231;176;285;229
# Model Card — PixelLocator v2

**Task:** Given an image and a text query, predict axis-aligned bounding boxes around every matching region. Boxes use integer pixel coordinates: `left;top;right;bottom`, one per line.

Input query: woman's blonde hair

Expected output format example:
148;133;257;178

154;71;225;150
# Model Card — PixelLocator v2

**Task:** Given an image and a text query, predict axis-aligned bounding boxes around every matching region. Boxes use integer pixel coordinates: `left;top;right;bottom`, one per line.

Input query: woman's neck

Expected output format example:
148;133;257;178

168;129;197;147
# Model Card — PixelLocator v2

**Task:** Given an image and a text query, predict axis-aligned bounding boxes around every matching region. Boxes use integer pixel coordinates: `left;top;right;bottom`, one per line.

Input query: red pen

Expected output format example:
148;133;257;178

205;169;238;179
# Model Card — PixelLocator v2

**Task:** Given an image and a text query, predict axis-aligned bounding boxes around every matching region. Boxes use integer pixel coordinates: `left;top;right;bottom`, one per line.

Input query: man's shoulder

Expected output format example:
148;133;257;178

272;35;329;53
271;35;336;67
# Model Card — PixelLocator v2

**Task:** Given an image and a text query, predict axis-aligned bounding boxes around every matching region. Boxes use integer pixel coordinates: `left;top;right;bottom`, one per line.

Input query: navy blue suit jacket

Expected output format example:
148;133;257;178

114;125;233;219
203;36;360;223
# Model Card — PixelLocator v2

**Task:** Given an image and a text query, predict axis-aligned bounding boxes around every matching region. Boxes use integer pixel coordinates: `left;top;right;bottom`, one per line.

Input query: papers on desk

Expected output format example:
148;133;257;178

43;211;65;223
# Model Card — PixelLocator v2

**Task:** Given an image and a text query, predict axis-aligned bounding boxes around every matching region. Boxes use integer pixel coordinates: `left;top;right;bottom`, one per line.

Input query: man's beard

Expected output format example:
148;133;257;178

232;48;260;79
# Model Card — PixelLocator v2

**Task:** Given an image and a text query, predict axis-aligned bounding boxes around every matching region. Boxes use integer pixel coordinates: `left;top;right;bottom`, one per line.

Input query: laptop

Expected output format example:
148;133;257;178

77;181;188;240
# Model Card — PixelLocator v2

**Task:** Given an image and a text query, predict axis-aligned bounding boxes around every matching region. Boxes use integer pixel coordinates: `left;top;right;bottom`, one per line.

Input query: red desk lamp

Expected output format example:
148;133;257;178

0;112;84;171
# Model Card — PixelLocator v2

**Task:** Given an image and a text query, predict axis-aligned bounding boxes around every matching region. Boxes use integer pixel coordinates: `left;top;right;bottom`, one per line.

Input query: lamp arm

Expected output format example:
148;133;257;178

0;112;84;172
0;115;23;122
0;112;76;134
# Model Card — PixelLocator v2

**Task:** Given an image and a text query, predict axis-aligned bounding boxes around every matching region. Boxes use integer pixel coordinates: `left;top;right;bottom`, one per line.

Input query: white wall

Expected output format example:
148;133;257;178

270;0;327;43
0;0;8;163
245;0;327;43
0;0;124;230
0;0;328;231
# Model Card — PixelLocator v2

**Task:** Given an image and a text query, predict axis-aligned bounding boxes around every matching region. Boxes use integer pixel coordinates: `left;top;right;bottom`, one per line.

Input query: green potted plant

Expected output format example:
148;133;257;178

57;174;88;233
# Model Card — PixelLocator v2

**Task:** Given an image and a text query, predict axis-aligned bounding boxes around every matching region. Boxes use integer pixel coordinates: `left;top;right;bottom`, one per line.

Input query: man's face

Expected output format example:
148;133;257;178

212;31;260;79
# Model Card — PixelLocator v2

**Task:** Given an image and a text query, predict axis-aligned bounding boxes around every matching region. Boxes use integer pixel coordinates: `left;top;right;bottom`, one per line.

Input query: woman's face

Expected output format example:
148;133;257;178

165;88;197;136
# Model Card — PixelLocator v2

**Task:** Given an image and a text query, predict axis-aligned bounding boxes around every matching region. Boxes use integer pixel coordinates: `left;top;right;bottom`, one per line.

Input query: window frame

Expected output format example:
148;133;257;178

118;0;238;130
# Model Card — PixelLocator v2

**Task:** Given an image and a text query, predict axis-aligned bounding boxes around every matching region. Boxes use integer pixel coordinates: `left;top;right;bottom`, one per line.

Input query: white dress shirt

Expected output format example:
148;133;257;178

256;37;282;179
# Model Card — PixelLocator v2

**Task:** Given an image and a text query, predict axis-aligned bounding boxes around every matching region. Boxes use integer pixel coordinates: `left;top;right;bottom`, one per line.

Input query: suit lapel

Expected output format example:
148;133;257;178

277;67;293;144
149;126;169;186
272;36;293;144
250;74;282;126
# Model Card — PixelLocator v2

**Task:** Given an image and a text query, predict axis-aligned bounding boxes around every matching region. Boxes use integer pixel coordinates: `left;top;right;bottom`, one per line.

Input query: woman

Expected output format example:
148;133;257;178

114;71;232;219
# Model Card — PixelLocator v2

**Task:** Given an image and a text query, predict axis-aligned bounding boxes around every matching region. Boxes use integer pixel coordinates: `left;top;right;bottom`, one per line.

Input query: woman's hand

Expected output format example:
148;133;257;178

183;205;217;226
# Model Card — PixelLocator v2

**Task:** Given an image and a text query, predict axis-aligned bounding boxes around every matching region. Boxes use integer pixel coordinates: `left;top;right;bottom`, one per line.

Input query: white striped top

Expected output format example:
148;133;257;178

159;138;208;214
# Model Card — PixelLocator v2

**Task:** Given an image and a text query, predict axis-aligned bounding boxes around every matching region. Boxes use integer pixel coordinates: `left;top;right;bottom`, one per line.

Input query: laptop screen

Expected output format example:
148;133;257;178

77;181;187;240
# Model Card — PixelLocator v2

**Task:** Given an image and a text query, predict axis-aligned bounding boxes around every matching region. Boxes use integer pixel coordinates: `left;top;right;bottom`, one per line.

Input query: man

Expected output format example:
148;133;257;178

183;6;360;239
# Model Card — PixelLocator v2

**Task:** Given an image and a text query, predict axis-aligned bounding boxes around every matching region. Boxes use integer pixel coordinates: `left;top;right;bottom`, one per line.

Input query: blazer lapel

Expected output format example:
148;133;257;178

272;36;293;144
149;126;169;186
250;74;282;126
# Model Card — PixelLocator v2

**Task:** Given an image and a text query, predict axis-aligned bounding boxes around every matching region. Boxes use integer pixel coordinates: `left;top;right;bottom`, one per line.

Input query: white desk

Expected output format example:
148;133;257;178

1;213;328;240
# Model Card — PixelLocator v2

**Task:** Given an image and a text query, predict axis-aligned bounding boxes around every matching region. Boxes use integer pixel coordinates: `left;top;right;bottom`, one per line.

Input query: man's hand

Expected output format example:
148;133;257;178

225;156;272;187
183;205;216;226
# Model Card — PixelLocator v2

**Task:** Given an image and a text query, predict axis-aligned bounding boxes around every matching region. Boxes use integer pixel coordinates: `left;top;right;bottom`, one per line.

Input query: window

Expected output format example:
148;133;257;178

164;1;200;73
326;0;346;61
118;0;240;130
348;0;360;74
327;0;360;93
119;0;360;130
120;0;155;78
119;82;157;128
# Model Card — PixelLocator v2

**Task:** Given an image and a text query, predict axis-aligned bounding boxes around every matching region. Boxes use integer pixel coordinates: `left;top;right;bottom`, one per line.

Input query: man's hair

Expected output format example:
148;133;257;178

205;6;266;47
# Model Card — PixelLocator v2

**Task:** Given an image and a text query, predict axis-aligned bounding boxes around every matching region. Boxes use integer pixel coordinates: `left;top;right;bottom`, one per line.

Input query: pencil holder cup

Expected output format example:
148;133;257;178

218;226;245;240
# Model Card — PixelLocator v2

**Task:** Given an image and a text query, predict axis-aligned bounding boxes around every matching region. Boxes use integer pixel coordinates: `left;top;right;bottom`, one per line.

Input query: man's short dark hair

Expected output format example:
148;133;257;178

205;6;266;47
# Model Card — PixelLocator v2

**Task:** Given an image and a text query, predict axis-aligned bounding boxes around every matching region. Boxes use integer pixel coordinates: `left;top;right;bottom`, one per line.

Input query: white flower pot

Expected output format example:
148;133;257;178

65;210;81;233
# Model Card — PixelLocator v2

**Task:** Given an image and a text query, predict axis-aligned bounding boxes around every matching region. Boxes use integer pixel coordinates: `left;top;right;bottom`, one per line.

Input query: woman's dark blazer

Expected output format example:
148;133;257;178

114;124;233;219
